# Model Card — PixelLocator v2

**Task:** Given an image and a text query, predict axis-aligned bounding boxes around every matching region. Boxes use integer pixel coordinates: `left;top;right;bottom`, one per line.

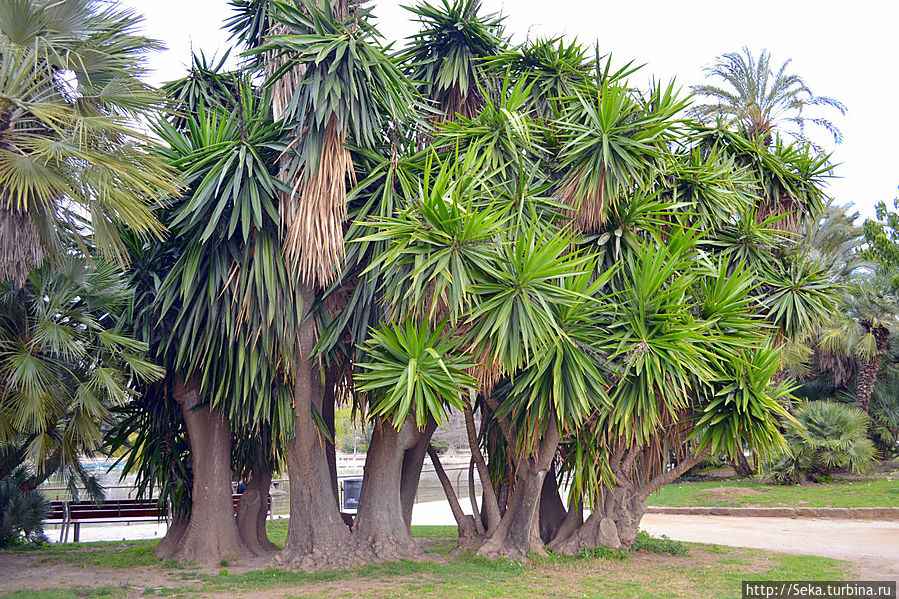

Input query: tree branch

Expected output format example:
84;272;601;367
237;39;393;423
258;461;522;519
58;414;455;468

637;445;711;501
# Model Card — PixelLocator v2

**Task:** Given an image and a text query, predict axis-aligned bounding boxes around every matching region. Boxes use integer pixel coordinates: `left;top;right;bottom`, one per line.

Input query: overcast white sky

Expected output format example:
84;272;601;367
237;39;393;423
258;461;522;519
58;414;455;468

124;0;899;218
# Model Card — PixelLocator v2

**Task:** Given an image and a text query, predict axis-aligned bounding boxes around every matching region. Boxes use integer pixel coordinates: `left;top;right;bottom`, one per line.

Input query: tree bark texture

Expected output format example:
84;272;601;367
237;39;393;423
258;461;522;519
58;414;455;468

538;465;568;544
476;423;560;560
323;364;339;505
428;445;478;539
463;405;501;533
856;324;889;413
352;418;424;561
275;286;355;571
159;376;248;563
236;457;278;555
550;445;711;554
400;416;438;528
155;515;189;560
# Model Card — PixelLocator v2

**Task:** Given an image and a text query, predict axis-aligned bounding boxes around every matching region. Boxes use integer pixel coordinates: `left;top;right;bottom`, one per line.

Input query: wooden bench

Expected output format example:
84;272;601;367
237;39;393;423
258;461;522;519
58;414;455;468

48;494;271;542
64;499;163;542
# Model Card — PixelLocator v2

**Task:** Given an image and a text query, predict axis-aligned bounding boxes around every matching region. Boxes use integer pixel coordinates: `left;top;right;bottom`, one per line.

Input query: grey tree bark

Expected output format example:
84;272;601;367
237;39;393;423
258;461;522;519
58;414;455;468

352;418;424;561
237;457;278;555
158;376;248;563
550;445;711;554
476;422;560;560
275;286;355;571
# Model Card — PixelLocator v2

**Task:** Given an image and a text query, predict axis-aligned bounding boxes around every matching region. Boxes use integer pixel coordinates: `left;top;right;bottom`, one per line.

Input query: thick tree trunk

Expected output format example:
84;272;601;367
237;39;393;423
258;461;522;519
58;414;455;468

167;376;248;563
476;423;560;560
155;515;189;560
856;325;889;413
547;498;582;547
323;364;339;505
400;416;438;528
551;446;711;554
550;488;639;553
428;445;478;539
276;286;355;571
538;465;568;544
237;458;278;555
352;418;423;561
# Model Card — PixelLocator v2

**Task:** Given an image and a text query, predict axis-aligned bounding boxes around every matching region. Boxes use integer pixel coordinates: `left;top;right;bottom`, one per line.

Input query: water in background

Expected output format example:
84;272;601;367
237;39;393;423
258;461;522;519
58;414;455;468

40;454;484;514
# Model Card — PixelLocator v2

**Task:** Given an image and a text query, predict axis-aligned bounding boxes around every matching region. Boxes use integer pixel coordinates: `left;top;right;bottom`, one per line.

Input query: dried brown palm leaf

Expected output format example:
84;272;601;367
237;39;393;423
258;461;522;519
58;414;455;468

559;165;608;232
468;346;501;395
281;118;355;289
435;83;483;123
815;347;854;388
264;22;302;120
757;195;803;233
0;206;44;285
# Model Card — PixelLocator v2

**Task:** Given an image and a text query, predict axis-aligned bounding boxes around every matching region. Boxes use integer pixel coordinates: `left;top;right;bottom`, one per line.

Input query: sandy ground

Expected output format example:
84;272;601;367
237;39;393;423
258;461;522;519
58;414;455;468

641;513;899;581
38;499;899;583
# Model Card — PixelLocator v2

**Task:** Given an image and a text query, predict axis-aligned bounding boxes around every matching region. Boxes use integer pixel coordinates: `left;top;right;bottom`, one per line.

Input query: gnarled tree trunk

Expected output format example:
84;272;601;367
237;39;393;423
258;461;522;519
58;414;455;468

237;457;279;555
160;376;248;563
551;445;711;554
476;422;560;560
276;287;355;571
538;465;568;544
352;418;424;561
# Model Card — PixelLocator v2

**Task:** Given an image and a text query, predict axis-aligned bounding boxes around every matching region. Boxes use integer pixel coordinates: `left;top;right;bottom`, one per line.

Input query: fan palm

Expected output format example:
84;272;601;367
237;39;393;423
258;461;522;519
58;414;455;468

763;401;877;483
0;0;178;283
818;277;899;412
0;255;161;489
690;47;846;145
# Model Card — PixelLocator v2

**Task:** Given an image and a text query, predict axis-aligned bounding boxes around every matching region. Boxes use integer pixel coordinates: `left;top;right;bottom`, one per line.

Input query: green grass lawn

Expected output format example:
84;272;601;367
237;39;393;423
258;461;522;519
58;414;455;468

647;476;899;508
0;525;850;599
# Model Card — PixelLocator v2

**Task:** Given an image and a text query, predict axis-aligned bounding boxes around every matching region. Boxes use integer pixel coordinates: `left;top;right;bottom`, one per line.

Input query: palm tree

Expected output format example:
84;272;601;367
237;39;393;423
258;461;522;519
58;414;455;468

120;64;301;563
0;256;161;492
818;279;899;413
238;0;423;569
557;65;688;231
398;0;504;121
691;47;846;146
110;0;844;569
0;0;178;284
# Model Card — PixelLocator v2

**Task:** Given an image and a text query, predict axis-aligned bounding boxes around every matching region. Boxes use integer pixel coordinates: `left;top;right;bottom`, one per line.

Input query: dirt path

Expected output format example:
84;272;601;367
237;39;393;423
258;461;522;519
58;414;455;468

641;514;899;581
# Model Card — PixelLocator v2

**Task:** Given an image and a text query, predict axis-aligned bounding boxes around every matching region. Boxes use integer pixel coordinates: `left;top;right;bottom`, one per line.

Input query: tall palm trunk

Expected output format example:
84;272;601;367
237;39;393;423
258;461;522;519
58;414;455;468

856;324;890;413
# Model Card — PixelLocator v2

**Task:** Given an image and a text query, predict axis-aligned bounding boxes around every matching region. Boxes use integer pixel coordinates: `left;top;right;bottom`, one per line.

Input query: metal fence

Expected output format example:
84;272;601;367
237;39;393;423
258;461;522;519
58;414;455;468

40;465;484;518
